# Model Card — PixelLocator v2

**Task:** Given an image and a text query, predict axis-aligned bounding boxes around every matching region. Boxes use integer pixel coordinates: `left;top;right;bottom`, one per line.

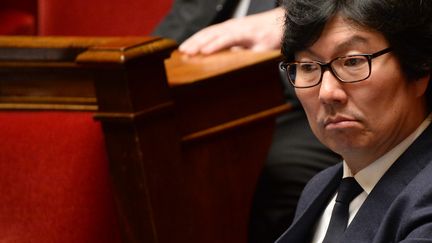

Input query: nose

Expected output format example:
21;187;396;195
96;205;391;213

318;69;348;105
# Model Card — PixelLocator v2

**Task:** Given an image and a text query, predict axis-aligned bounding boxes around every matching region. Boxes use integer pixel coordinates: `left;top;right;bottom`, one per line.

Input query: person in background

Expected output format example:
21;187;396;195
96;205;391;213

153;1;341;242
276;0;432;242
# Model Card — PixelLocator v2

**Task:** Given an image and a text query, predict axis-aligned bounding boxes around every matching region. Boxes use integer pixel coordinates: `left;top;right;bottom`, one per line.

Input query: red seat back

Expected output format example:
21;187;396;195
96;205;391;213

38;0;173;36
0;111;121;243
0;0;37;35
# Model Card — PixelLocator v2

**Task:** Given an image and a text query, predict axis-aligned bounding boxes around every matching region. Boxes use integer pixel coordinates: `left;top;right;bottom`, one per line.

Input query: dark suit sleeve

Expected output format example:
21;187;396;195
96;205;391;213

399;205;432;241
152;0;219;43
374;168;432;242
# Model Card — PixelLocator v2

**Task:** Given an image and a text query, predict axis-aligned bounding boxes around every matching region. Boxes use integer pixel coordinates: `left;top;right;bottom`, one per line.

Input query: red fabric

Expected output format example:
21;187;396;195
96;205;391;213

0;111;121;243
0;9;35;35
38;0;173;36
2;0;36;14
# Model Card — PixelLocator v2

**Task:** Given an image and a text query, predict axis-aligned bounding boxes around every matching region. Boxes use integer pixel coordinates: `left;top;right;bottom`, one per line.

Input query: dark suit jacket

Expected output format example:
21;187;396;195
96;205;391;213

276;124;432;243
152;0;276;43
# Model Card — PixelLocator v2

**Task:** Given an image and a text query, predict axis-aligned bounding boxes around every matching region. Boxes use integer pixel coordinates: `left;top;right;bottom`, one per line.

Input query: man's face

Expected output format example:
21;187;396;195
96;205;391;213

295;15;429;171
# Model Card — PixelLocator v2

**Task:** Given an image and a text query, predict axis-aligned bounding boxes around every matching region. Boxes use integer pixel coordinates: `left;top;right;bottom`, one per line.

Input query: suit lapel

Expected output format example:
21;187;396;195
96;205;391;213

276;165;342;243
341;124;432;242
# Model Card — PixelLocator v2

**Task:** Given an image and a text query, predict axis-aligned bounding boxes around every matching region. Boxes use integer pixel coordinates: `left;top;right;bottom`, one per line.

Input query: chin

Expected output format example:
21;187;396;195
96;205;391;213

323;136;369;155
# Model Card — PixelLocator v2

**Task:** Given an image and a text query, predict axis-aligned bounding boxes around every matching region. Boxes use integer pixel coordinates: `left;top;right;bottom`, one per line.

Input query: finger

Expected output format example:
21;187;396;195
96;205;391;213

179;25;224;55
200;34;248;55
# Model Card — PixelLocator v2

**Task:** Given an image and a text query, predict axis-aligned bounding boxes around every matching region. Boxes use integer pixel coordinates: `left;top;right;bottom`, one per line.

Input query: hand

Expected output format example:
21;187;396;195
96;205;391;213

179;7;284;55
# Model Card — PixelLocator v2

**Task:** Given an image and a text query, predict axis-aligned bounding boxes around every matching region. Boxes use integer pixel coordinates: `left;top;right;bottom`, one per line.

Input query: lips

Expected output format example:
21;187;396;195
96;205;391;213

324;115;359;129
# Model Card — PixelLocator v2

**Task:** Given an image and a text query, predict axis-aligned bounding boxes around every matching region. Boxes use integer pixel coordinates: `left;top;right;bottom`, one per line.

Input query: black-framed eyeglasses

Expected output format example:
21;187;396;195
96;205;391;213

279;47;392;88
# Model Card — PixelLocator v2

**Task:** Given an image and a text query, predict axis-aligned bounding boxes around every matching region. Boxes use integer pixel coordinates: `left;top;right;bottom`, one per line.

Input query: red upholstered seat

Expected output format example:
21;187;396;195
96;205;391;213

0;9;35;35
0;0;36;35
38;0;173;36
0;111;121;243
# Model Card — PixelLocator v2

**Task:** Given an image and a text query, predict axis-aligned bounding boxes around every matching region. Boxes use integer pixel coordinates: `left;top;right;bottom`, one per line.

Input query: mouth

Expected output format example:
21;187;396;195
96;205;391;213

324;116;360;129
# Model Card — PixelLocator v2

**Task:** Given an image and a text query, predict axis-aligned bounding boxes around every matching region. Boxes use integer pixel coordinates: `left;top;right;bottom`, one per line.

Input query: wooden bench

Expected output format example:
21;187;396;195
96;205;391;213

0;36;290;243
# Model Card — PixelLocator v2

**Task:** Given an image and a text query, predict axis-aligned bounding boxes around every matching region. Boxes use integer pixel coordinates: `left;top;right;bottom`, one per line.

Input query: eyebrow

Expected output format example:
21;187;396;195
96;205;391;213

335;35;370;53
302;35;370;59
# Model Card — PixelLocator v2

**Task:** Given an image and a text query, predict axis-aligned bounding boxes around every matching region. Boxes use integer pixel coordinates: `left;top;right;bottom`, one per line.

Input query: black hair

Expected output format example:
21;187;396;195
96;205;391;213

281;0;432;81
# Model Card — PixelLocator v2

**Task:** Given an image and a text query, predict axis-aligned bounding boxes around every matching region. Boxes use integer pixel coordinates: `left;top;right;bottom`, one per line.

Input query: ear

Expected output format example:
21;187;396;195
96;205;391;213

414;73;431;98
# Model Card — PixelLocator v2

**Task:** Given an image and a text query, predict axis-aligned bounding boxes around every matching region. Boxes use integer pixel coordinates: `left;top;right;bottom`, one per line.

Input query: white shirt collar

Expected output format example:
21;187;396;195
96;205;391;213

343;113;432;194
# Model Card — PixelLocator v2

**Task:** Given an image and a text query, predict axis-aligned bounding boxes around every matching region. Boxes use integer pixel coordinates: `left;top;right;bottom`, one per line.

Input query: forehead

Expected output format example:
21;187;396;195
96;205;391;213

302;15;389;58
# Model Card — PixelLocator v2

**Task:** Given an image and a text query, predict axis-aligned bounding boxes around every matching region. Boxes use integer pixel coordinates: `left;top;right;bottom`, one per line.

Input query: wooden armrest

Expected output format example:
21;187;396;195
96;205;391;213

0;36;176;63
166;49;281;86
0;36;176;110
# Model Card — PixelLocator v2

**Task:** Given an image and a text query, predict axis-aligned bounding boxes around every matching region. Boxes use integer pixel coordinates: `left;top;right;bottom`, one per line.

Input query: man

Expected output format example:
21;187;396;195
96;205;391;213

153;1;341;242
276;0;432;242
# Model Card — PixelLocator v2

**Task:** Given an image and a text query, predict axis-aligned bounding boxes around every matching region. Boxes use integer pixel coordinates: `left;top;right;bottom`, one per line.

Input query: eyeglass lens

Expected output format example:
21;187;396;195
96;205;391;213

288;55;370;87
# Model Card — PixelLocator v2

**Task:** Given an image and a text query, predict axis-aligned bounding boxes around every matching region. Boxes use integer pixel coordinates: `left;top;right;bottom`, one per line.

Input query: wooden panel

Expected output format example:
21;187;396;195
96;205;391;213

0;36;290;243
164;50;290;242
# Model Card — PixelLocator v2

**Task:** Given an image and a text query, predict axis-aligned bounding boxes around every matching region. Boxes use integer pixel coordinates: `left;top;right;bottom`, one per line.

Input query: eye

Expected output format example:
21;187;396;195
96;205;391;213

343;56;367;67
299;63;319;73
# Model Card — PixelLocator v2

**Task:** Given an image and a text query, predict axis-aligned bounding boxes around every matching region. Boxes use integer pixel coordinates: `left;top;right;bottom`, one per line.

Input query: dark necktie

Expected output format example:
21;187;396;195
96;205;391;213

322;177;363;243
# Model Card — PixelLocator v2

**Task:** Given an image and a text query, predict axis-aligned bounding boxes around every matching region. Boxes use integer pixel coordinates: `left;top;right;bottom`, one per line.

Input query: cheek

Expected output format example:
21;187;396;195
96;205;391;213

372;81;409;109
363;59;410;107
296;90;321;128
353;66;407;111
296;90;318;115
352;74;415;135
